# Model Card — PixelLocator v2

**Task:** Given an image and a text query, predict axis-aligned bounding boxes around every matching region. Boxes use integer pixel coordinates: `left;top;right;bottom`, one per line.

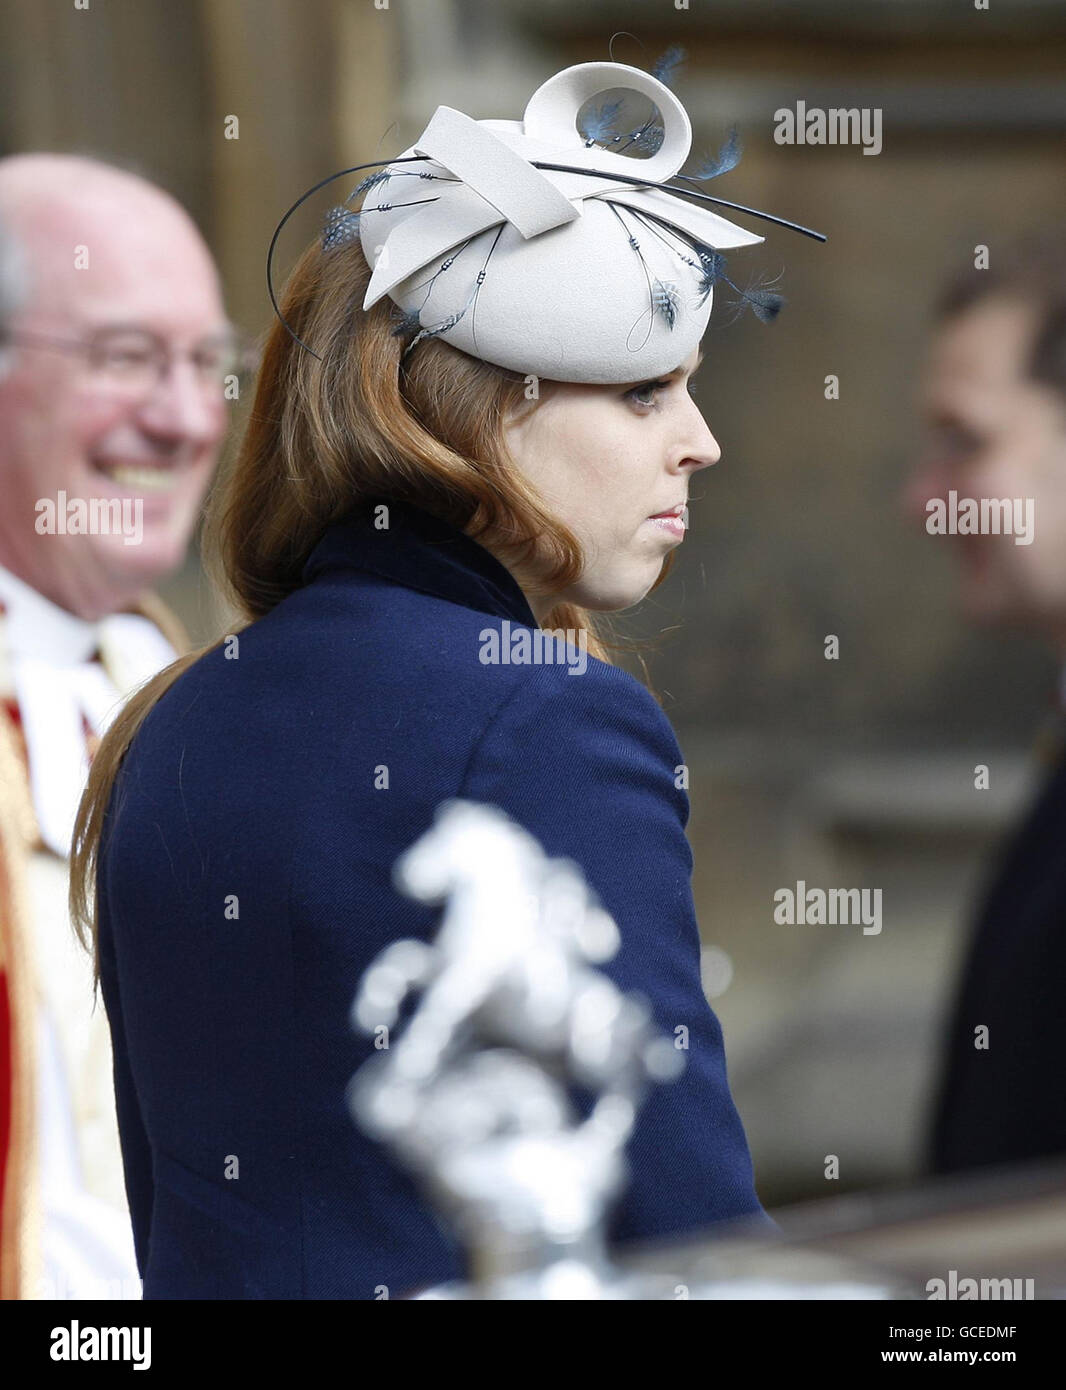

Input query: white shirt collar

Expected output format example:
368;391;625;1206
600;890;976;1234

0;563;178;857
0;564;100;665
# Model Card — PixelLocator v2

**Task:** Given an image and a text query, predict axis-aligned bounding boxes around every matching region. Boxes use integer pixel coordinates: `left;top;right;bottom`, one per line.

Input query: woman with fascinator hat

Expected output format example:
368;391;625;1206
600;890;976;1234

69;50;824;1298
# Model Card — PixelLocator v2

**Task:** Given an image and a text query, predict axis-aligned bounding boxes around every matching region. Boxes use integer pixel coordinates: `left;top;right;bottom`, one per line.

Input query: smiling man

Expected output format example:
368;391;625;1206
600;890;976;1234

0;154;231;1298
905;232;1066;1177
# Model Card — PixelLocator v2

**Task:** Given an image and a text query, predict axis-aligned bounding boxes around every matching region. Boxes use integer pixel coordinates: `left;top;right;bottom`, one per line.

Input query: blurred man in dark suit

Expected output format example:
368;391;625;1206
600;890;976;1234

905;232;1066;1175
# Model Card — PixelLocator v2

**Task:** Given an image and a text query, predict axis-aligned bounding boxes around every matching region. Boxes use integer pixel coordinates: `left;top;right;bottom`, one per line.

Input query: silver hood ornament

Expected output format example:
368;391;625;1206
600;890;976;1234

348;798;684;1299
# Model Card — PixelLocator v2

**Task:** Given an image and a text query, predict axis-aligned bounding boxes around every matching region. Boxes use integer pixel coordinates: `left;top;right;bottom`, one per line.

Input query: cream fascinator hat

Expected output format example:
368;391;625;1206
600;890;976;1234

269;47;825;384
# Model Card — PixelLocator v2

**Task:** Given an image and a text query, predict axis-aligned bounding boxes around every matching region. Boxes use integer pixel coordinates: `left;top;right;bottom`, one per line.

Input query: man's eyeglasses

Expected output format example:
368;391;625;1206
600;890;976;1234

0;324;259;400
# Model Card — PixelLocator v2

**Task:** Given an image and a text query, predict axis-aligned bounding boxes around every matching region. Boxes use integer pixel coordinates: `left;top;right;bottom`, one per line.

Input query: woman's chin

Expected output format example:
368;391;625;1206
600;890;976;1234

570;572;662;614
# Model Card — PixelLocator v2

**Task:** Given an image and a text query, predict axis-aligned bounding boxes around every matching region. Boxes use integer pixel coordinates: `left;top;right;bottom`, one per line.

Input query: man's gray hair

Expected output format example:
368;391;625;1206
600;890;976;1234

0;210;29;376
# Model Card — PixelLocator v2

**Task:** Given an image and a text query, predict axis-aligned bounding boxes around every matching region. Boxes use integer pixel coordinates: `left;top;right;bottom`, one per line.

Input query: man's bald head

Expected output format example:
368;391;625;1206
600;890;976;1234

0;154;221;327
0;154;229;619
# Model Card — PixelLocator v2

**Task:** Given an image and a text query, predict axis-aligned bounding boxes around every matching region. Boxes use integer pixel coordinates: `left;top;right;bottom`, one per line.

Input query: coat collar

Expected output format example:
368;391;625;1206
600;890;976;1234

302;500;539;628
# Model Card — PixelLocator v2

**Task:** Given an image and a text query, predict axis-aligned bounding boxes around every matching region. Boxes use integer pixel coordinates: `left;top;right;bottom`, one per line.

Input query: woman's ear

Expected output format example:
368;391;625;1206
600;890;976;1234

501;385;546;457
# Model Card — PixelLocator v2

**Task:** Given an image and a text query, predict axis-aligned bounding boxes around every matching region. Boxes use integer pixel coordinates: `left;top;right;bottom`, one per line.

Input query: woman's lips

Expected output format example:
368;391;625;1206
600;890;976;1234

646;512;687;539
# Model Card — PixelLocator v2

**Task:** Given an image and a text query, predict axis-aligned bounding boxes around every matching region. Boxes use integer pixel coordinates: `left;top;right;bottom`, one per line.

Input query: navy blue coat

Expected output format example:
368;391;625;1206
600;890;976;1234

929;748;1066;1174
98;499;769;1299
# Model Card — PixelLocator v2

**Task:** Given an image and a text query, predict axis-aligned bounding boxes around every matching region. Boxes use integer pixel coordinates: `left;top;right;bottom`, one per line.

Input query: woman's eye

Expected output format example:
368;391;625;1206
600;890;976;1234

626;379;671;408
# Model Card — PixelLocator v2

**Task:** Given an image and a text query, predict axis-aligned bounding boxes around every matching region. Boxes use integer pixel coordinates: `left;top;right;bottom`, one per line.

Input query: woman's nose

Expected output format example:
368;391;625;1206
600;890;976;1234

678;399;722;471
